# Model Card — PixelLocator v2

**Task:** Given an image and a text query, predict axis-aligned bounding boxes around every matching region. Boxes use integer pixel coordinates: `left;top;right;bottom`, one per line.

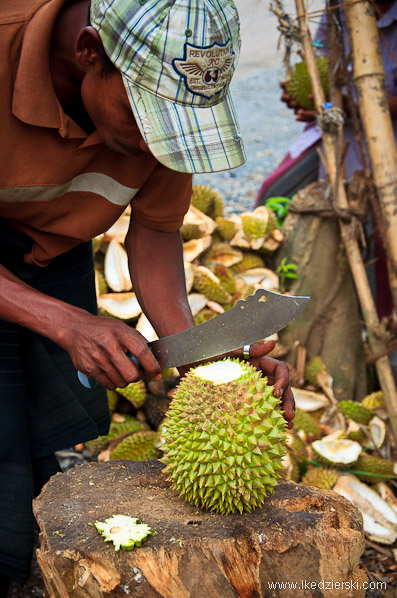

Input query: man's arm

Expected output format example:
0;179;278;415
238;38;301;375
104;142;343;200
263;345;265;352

126;219;295;428
0;263;162;388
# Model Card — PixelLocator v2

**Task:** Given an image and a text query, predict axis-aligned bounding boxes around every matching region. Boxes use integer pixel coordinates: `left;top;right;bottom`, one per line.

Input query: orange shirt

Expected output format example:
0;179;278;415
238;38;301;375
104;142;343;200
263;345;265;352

0;0;192;267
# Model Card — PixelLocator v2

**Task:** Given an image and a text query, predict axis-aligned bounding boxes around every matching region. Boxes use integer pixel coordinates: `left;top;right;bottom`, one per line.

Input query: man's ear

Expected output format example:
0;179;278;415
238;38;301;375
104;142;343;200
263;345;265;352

75;27;103;67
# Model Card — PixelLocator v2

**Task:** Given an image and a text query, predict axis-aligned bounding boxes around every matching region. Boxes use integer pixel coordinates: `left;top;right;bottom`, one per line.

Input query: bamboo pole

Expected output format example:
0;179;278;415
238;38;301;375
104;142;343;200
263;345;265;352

343;0;397;309
294;0;397;441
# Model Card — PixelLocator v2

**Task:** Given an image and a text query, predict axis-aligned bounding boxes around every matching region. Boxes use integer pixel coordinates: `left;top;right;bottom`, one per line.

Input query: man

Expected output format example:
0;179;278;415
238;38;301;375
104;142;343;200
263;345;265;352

0;0;294;590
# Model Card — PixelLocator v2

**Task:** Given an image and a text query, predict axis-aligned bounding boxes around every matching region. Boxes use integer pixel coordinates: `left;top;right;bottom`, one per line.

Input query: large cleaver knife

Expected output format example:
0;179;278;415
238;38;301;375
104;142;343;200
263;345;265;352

78;289;309;388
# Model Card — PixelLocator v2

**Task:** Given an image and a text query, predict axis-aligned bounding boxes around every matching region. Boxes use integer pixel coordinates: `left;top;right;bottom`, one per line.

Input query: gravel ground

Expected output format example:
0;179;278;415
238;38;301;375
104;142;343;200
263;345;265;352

194;66;304;214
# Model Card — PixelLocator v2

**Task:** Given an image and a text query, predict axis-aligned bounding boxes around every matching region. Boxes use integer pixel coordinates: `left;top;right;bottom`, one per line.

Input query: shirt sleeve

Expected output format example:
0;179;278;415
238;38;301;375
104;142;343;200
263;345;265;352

130;161;193;233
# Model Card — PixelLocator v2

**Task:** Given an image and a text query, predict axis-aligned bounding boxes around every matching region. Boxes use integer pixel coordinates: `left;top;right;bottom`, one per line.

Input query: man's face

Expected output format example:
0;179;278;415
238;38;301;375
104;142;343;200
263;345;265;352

80;65;148;156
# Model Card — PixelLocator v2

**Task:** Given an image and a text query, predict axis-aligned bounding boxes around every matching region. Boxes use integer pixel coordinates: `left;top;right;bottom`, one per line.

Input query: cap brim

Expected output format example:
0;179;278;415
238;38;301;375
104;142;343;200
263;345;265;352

123;79;246;174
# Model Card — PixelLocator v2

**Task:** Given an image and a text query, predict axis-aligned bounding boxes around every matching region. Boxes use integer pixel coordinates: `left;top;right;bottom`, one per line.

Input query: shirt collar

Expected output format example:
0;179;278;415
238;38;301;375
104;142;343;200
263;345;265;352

12;0;89;139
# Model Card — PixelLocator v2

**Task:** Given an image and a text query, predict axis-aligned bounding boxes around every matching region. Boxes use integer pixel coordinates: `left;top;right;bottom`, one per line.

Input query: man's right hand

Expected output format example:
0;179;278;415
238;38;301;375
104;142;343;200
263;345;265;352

58;311;162;390
280;81;317;122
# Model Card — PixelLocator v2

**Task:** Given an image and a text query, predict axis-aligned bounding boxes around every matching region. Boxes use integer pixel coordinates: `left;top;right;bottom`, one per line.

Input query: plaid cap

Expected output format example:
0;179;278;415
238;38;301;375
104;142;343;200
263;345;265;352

90;0;246;174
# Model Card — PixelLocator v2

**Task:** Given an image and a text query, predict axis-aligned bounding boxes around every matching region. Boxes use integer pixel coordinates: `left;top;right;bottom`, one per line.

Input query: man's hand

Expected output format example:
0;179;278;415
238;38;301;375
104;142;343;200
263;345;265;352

228;340;294;429
58;310;162;390
280;81;316;123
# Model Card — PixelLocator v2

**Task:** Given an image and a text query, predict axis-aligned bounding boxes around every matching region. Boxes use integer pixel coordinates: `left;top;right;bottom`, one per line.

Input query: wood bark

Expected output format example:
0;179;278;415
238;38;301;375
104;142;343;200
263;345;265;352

343;0;397;308
33;460;367;598
294;0;397;441
277;182;367;401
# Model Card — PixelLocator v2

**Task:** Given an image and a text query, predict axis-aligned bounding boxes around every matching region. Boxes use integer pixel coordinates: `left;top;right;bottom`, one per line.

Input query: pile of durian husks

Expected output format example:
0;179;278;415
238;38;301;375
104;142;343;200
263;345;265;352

93;184;284;339
87;185;397;546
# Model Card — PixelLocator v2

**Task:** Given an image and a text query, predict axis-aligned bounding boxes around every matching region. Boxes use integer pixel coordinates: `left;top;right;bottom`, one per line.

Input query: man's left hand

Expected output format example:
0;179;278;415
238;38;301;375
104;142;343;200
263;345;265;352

228;340;294;429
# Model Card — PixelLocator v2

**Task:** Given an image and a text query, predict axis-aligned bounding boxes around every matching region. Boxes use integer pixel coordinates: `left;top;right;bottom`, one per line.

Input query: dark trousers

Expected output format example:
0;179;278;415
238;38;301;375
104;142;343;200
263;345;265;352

0;221;109;583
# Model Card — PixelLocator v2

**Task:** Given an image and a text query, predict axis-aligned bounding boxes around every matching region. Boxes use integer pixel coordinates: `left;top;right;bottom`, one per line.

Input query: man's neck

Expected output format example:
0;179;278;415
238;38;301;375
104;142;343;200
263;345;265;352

49;0;94;131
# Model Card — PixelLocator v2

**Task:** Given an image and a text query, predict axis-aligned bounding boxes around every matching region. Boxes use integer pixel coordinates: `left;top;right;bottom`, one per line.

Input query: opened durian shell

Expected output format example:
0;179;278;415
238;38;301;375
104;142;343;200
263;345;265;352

103;213;130;243
334;474;397;544
184;261;194;293
135;313;158;342
104;239;132;292
292;387;330;412
188;293;210;316
312;438;362;466
237;268;279;291
181;205;217;240
183;236;212;262
97;293;142;320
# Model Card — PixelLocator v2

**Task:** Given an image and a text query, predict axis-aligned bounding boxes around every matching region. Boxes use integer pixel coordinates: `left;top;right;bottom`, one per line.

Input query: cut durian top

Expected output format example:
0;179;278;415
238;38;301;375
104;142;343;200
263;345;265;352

192;359;248;385
94;514;152;552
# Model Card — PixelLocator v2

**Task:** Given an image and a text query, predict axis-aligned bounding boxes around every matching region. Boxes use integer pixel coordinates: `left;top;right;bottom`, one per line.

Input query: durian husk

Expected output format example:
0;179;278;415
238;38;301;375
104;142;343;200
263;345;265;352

286;57;329;111
103;214;130;244
237;268;279;291
104;239;132;292
192;185;224;219
116;380;147;409
291;387;330;412
97;293;142;320
231;254;265;274
293;408;322;438
204;242;243;268
301;466;340;490
334;474;397;544
109;430;161;461
349;453;397;484
192;266;232;304
311;438;362;467
180;205;217;241
183;236;212;262
280;452;301;482
85;415;150;455
215;216;237;241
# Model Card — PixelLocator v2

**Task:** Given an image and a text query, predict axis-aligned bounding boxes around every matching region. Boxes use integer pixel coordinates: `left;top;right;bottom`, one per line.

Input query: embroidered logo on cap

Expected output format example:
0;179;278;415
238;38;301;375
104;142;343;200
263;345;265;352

173;41;234;99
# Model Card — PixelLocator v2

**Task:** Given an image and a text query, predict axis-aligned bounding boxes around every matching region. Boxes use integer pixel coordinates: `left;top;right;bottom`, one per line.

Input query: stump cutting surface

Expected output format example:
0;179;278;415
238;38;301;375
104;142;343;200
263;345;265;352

33;460;367;598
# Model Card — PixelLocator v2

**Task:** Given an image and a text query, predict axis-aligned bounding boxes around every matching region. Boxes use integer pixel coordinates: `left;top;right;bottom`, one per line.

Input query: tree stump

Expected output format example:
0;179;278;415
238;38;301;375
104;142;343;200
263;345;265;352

33;460;367;598
276;181;367;401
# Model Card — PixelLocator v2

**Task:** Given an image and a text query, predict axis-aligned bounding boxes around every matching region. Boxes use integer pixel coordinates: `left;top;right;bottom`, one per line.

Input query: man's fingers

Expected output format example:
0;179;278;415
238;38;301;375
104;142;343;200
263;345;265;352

248;340;275;358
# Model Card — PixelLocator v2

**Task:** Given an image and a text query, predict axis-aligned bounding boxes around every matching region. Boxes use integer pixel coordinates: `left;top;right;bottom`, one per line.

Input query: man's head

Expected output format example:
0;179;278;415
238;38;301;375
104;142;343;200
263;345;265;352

77;0;246;173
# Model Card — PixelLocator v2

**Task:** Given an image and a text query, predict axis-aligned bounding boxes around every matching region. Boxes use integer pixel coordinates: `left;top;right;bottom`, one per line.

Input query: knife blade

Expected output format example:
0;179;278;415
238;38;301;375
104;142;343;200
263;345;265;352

78;289;309;388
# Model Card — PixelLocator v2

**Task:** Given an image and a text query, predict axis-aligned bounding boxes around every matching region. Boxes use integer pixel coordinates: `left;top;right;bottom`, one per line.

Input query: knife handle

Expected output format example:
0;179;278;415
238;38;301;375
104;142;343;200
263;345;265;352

77;352;140;389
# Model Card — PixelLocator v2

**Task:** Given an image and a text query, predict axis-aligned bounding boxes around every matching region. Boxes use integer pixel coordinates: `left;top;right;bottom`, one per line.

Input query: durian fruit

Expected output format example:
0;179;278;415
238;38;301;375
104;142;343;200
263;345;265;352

192;185;224;219
286;57;329;110
231;253;265;274
210;264;237;296
192;266;232;304
85;415;149;455
107;390;119;414
368;415;386;448
95;514;152;552
266;210;279;235
161;358;287;514
293;408;322;438
104;239;132;292
305;356;327;387
350;454;397;484
311;438;362;467
301;466;340;490
116;380;147;409
337;400;374;425
215;216;237;241
361;391;385;411
109;430;161;461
